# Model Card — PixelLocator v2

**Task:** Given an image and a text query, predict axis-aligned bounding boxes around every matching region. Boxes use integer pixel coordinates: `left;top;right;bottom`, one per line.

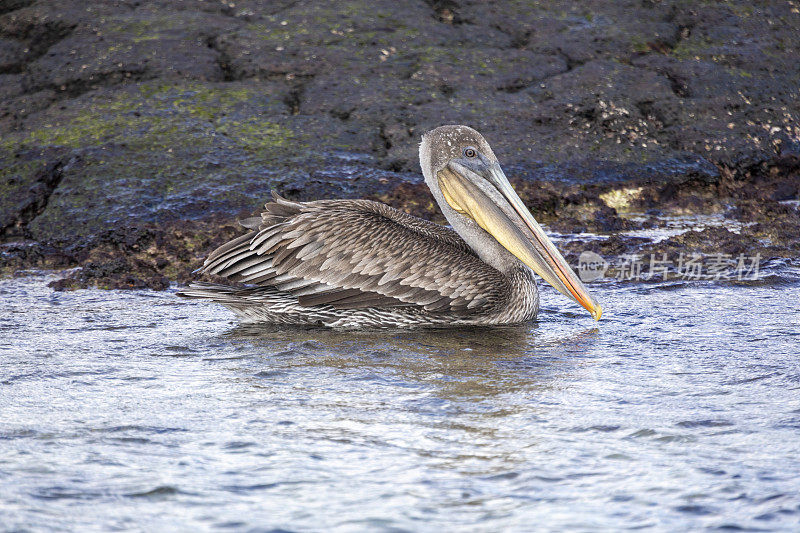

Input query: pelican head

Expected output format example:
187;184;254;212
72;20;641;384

420;125;602;320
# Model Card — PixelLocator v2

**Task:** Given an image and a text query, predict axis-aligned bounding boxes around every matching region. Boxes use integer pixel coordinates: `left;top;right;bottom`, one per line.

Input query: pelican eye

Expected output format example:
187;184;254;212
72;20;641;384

463;147;477;158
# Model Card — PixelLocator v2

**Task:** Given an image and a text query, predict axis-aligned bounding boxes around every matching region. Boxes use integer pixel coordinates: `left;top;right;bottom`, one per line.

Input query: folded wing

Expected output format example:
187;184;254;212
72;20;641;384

200;194;508;314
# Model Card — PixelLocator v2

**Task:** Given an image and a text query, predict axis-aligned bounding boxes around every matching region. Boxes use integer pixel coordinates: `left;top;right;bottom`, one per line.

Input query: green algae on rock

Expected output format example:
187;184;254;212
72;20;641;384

0;0;798;290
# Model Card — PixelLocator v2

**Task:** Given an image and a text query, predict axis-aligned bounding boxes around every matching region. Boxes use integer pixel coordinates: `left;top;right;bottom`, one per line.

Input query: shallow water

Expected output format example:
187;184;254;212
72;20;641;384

2;274;800;531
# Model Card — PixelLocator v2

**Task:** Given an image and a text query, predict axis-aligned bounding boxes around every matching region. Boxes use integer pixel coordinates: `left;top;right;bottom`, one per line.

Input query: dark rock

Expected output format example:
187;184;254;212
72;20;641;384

0;1;35;16
0;36;24;72
0;239;76;275
48;258;171;292
652;226;759;257
770;178;799;201
592;205;630;232
0;154;64;237
0;0;797;288
23;11;231;96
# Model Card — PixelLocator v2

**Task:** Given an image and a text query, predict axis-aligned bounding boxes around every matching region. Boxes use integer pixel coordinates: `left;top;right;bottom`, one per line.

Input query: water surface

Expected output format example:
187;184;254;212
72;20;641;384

2;275;799;531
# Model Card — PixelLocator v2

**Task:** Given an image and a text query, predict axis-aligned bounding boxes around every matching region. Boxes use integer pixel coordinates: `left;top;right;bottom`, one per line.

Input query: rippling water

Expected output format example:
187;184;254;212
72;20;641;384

2;274;800;531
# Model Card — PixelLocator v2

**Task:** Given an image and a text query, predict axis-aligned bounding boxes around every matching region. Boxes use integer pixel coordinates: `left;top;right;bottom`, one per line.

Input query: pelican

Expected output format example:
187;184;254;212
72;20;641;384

179;125;602;328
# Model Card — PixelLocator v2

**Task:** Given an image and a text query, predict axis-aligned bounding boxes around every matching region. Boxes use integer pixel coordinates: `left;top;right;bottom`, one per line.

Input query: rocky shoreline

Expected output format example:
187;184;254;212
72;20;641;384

1;1;798;290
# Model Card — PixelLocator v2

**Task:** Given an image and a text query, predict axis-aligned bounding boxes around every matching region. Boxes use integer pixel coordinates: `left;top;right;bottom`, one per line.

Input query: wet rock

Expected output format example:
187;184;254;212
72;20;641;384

0;240;75;276
771;179;799;202
0;0;797;288
592;205;631;232
0;36;23;71
560;234;651;270
0;155;64;238
24;10;231;97
48;258;171;292
38;218;244;291
650;226;762;258
548;217;588;235
733;199;800;252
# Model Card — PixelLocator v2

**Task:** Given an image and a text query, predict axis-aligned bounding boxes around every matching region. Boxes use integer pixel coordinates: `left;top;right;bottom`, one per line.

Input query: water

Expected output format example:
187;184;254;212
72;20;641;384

2;274;800;531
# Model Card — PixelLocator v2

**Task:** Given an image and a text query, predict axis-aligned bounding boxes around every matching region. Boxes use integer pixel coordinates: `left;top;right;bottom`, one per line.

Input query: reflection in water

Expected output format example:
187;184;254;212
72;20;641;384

219;324;603;480
224;323;600;401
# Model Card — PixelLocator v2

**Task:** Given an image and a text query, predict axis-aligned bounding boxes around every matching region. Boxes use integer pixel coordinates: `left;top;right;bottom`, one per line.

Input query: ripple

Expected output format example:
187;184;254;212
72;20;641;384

676;419;735;429
675;504;717;516
570;425;621;433
222;483;282;493
126;486;184;499
2;277;800;531
32;487;107;501
223;441;256;450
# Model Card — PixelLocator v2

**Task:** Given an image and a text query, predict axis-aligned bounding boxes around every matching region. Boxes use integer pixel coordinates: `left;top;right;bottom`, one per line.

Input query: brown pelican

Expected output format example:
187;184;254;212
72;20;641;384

179;125;602;328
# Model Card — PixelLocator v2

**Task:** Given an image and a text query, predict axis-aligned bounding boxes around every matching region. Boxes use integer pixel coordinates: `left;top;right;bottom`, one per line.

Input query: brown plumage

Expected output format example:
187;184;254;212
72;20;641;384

178;125;602;328
182;195;534;327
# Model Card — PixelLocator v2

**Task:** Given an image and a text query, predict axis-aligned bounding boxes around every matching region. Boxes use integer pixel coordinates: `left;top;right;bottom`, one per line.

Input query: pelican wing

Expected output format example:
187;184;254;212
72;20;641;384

200;195;508;314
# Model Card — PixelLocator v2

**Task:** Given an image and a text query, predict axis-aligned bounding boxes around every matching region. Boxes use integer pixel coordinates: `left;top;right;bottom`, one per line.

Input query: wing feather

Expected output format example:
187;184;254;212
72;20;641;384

199;196;508;314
